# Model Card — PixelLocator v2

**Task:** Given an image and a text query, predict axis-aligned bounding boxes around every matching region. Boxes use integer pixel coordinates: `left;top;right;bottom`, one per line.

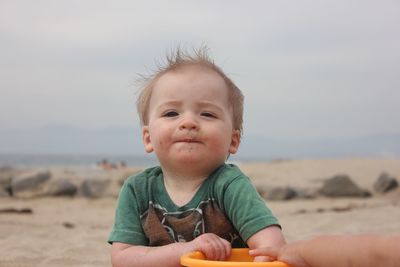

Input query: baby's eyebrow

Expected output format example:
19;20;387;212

155;100;225;113
197;101;224;112
156;101;182;110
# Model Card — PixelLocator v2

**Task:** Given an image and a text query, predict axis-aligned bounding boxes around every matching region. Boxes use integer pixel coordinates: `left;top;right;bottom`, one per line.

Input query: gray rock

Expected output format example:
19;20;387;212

10;169;51;198
318;174;371;198
48;178;78;197
80;178;111;198
0;166;14;197
294;188;317;199
262;186;298;200
373;173;398;193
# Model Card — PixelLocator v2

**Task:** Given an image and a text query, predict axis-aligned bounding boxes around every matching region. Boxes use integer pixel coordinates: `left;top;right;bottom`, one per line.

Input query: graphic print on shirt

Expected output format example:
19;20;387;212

140;199;243;246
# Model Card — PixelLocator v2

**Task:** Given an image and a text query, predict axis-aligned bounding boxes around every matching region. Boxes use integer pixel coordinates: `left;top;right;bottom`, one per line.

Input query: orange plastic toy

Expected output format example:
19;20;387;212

181;248;291;267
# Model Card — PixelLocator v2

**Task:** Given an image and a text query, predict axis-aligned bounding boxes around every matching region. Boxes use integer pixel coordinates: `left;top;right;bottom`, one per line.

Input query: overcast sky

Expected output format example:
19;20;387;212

1;0;399;141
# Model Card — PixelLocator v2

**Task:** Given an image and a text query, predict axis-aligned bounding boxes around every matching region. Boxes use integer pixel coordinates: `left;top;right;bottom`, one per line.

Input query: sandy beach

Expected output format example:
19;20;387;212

1;158;400;267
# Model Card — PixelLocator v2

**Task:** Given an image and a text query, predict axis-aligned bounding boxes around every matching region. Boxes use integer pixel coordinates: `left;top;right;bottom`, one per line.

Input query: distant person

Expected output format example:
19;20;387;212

115;161;126;169
98;159;115;170
249;234;400;267
108;46;285;267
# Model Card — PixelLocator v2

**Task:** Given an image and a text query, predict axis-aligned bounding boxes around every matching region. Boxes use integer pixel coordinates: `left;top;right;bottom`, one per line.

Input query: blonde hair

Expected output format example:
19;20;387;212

136;46;244;136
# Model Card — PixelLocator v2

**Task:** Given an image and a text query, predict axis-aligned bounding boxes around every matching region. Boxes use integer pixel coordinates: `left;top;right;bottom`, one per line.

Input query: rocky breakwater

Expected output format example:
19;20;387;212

0;166;142;199
257;172;399;201
1;165;399;201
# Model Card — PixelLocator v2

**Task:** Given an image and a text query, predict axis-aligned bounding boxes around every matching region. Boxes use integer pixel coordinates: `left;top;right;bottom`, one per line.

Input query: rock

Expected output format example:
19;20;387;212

80;178;111;198
318;174;371;198
262;186;298;200
0;207;33;214
48;178;78;197
294;188;317;199
0;166;21;197
10;169;51;198
62;222;75;228
373;173;398;193
258;185;317;201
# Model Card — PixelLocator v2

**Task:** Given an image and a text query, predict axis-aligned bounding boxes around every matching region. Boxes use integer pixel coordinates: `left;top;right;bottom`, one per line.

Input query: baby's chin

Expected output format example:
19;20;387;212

162;155;225;172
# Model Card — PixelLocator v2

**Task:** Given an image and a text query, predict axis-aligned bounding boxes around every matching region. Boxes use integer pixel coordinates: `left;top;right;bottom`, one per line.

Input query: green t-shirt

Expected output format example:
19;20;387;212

108;164;279;247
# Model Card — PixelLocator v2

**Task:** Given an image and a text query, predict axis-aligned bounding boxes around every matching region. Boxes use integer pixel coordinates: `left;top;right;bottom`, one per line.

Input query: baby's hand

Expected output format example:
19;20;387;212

188;233;231;261
250;242;310;267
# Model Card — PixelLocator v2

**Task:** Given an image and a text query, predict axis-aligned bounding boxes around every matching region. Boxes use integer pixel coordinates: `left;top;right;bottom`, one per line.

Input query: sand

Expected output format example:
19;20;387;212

1;158;399;267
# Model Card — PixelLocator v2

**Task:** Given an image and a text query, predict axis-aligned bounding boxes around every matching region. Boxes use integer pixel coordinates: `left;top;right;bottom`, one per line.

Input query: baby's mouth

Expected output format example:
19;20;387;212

176;137;201;143
179;139;199;143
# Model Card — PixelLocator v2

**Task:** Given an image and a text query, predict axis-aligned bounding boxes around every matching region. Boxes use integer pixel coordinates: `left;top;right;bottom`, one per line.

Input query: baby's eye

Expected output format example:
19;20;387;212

201;112;216;118
163;111;179;117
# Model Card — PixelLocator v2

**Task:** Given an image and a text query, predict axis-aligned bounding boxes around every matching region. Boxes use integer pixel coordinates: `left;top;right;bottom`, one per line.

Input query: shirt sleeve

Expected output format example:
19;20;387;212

220;174;280;242
108;180;148;245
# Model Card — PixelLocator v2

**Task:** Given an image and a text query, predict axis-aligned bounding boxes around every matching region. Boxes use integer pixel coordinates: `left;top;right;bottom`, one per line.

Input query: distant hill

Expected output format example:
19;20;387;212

0;125;399;160
239;133;400;160
0;125;144;155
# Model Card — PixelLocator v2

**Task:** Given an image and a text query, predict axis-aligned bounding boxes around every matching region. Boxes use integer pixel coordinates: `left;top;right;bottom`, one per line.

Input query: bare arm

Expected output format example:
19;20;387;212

247;225;286;262
111;233;231;267
249;234;400;267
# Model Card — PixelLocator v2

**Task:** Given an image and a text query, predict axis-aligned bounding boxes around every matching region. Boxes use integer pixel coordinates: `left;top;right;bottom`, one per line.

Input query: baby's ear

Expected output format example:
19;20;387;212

142;126;154;153
229;130;240;154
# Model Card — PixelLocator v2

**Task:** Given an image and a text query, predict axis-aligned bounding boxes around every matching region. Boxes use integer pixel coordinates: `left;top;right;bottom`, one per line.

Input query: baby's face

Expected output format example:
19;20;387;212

142;65;240;175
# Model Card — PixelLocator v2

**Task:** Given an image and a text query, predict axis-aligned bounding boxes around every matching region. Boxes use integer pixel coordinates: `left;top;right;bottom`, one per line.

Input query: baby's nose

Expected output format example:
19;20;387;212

179;115;198;130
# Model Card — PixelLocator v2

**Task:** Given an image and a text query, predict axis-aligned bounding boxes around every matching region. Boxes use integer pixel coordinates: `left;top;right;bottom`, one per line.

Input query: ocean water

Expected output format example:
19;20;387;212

0;153;266;169
0;153;159;168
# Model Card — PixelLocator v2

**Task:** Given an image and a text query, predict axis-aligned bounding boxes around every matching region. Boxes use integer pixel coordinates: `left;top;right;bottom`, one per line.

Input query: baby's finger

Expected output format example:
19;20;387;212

216;237;231;260
206;236;230;261
221;238;231;260
253;255;274;262
249;247;279;259
203;236;221;260
203;242;217;260
214;238;230;260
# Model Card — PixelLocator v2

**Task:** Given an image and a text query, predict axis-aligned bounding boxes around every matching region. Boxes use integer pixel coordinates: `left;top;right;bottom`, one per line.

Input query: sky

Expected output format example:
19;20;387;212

1;1;399;153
